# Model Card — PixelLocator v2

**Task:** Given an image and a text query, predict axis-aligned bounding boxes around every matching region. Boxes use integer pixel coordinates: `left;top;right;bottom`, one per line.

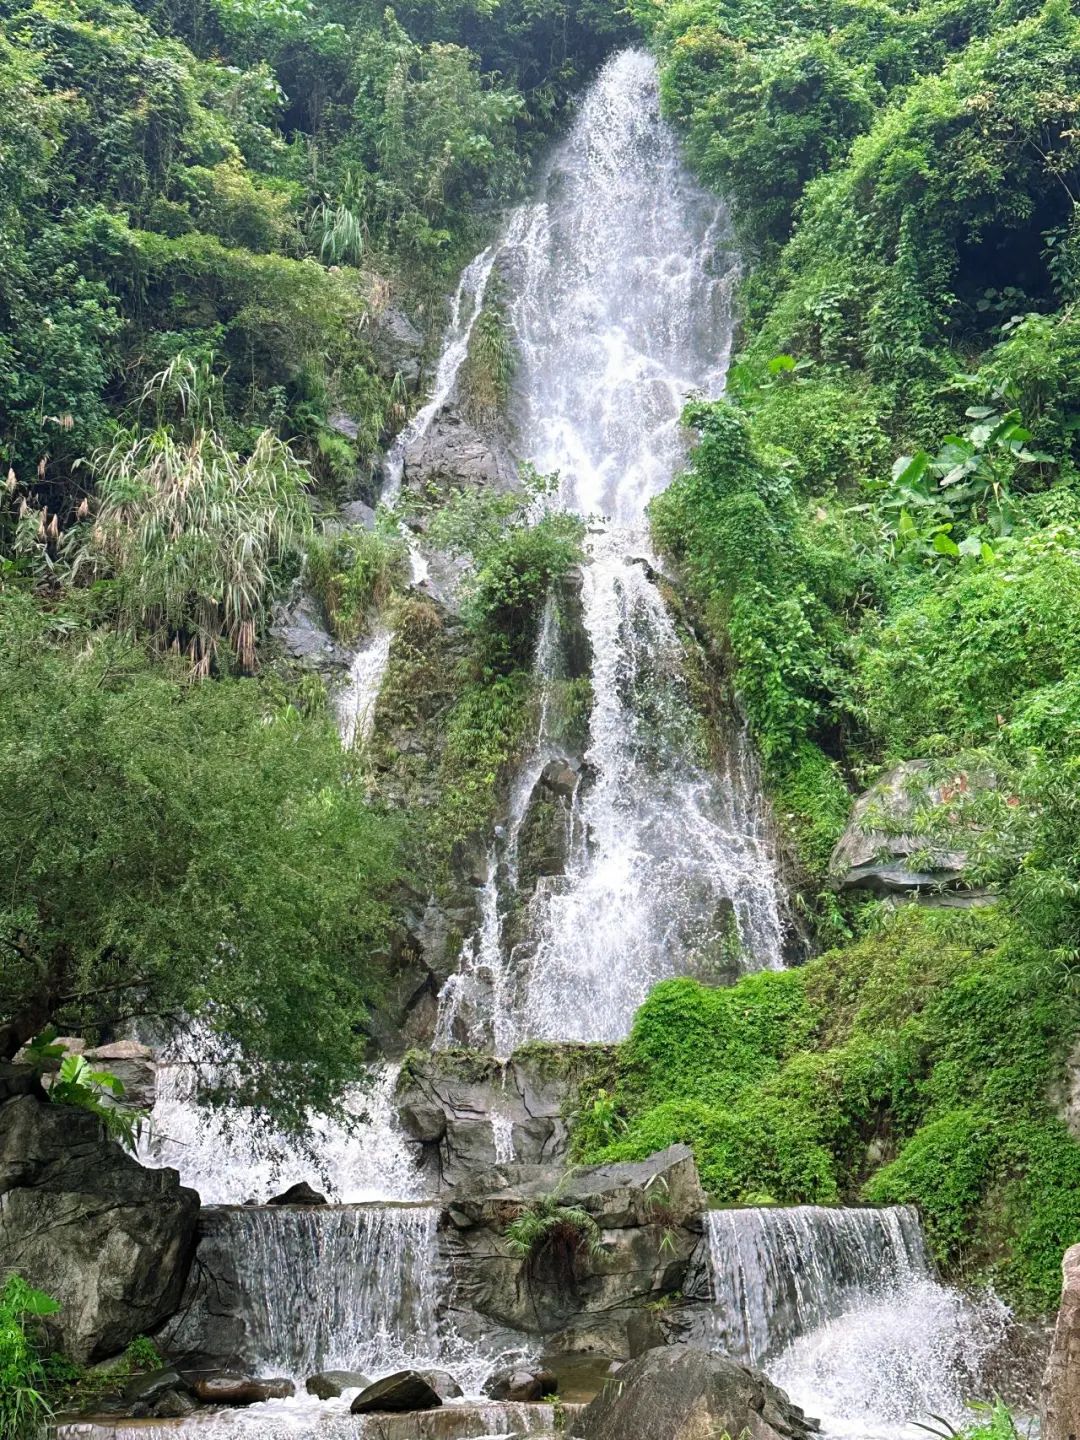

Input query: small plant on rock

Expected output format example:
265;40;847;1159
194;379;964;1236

25;1032;145;1152
504;1189;604;1291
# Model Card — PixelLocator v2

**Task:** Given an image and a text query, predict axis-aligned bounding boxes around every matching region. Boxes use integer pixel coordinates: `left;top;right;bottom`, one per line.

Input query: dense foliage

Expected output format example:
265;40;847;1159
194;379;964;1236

575;906;1080;1311
0;595;403;1125
628;0;1080;1310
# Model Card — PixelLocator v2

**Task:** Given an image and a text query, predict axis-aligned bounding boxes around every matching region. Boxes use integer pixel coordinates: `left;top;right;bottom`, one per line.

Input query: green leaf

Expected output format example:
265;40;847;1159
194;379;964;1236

766;354;797;374
891;452;930;486
957;534;983;558
19;1286;61;1318
933;532;960;557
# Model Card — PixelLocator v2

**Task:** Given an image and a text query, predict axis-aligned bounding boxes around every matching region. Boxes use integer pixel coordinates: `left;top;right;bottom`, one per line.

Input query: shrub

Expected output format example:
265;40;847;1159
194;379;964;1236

305;524;408;643
505;1192;604;1291
0;1276;58;1440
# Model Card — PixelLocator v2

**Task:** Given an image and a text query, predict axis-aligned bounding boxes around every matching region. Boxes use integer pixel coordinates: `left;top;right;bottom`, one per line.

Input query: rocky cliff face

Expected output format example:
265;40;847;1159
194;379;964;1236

1042;1242;1080;1440
0;1066;198;1362
395;1046;616;1189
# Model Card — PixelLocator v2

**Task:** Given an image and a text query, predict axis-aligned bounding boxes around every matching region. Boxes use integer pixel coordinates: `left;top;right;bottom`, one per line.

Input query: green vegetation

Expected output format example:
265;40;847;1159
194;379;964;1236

22;1031;145;1150
505;1189;605;1289
306;522;408;643
0;595;403;1128
574;906;1080;1312
0;1277;58;1440
0;0;620;1127
626;0;1080;1311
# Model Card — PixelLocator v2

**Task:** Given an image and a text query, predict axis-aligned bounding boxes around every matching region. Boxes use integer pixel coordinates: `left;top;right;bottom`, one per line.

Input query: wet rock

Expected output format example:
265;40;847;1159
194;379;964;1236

267;1180;327;1206
1042;1243;1080;1440
370;306;425;387
123;1367;192;1413
417;1369;464;1400
829;760;998;896
541;758;580;799
484;1366;558;1402
151;1389;197;1418
328;411;360;441
625;1310;667;1358
306;1369;372;1399
440;1146;704;1350
395;1046;616;1189
351;1369;443;1414
578;1345;819;1440
83;1041;157;1111
192;1373;295;1404
403;409;519;497
341;499;377;530
0;1087;198;1363
271;592;350;673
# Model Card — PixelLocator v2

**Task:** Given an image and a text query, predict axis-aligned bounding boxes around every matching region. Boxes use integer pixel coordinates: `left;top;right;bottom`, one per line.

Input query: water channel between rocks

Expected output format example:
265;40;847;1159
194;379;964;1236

122;46;1014;1440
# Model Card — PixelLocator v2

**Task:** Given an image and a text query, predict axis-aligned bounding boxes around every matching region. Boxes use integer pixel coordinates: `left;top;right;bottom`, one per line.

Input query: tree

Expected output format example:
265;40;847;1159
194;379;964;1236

0;596;403;1130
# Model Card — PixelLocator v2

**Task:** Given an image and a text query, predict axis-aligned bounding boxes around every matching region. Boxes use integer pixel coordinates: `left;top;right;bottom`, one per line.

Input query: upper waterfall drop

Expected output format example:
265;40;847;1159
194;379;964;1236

434;48;787;1050
506;46;735;523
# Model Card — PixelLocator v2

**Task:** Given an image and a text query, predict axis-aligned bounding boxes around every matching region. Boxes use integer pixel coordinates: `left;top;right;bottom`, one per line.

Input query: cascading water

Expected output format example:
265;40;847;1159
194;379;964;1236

703;1205;933;1362
335;624;393;749
140;1056;421;1204
703;1207;1010;1438
435;47;785;1051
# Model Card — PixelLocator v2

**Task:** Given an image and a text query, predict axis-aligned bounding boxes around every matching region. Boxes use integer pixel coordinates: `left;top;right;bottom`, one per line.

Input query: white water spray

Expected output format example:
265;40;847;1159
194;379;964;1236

703;1206;1010;1439
436;48;785;1050
335;624;392;749
139;1057;421;1204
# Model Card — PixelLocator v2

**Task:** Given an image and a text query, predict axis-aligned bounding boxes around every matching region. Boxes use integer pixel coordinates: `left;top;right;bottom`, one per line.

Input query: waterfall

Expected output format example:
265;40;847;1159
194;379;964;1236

336;624;393;749
212;1204;443;1379
433;47;785;1050
383;245;499;502
139;1057;421;1204
703;1204;931;1363
703;1206;1010;1437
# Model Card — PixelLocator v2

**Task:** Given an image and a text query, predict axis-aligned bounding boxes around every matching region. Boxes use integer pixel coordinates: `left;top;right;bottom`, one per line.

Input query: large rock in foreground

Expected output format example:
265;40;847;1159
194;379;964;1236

1042;1243;1080;1440
0;1074;199;1362
578;1345;819;1440
442;1145;705;1353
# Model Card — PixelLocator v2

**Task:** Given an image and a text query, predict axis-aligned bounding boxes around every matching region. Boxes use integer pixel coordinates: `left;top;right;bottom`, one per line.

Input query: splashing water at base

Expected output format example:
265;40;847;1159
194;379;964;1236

703;1207;1011;1439
168;1203;513;1392
770;1278;1011;1440
139;1059;421;1204
57;1400;570;1440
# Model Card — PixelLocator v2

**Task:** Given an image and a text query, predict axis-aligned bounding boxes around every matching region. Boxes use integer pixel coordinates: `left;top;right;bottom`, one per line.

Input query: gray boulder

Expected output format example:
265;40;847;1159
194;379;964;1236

396;1046;615;1189
267;1180;327;1206
440;1146;704;1351
578;1345;819;1440
829;760;997;897
352;1370;443;1414
484;1366;557;1402
306;1369;372;1399
403;410;519;497
369;306;425;387
417;1369;464;1401
271;593;350;673
0;1083;198;1363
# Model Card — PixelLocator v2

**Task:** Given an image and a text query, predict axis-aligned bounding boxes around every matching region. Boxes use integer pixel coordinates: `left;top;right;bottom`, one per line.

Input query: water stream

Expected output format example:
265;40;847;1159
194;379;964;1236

433;46;785;1052
703;1206;1010;1439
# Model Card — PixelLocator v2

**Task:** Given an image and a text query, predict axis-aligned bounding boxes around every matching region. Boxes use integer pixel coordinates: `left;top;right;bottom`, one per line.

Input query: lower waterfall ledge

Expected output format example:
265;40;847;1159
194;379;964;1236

54;1398;585;1440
